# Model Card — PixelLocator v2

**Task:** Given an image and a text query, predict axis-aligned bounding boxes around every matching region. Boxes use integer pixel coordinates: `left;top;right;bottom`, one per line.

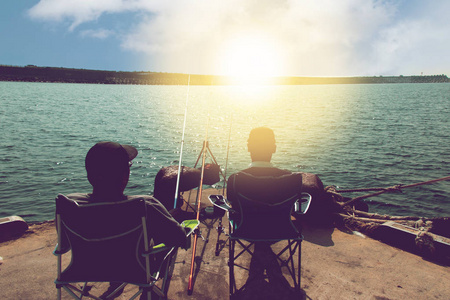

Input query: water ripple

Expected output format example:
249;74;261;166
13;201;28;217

1;82;449;222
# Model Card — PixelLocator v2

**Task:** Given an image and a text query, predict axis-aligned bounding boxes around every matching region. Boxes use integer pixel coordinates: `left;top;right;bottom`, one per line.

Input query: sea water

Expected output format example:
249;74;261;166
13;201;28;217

0;81;449;222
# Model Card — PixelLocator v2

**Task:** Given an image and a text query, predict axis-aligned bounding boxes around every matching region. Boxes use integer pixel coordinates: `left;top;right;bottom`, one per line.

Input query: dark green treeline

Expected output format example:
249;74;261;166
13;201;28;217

1;65;448;85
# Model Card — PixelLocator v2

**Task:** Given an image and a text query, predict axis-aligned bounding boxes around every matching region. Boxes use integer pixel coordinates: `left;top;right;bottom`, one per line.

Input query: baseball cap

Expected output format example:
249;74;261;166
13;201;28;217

85;141;138;176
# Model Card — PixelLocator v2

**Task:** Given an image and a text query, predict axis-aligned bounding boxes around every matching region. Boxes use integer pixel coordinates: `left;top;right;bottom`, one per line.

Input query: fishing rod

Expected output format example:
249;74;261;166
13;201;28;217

212;116;233;257
187;115;210;295
173;74;231;293
174;74;191;209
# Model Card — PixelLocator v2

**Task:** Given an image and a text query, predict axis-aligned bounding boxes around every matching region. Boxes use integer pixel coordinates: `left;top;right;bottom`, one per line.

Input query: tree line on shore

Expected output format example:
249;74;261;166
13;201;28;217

1;65;448;85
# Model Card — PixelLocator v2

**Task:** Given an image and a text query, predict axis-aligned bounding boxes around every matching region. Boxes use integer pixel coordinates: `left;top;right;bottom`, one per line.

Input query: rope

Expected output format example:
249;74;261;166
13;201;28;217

338;176;450;207
330;177;450;262
336;176;450;193
337;213;443;258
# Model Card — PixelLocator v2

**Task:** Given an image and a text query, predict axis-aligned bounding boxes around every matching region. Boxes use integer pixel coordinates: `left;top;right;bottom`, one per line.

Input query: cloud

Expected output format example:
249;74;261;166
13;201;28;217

27;0;450;76
372;2;450;75
116;0;397;75
28;0;113;30
27;0;161;30
80;29;115;39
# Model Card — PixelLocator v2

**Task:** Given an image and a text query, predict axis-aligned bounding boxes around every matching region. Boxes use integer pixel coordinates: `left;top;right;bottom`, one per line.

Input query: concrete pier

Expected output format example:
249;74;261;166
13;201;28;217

1;189;449;299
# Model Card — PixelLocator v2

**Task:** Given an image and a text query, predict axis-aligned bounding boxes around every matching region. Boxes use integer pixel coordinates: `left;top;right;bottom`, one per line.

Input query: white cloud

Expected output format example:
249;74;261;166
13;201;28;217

27;0;450;76
80;29;114;39
27;0;164;30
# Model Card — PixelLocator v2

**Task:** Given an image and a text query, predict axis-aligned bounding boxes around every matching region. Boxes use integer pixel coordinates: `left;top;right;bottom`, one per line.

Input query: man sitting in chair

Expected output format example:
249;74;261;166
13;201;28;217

227;127;324;294
67;141;187;299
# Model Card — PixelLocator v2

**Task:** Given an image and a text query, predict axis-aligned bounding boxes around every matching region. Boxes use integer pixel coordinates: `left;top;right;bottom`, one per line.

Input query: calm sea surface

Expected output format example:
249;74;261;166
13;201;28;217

1;81;449;222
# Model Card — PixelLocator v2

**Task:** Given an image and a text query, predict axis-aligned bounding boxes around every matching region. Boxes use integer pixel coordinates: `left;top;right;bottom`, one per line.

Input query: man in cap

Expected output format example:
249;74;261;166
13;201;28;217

68;141;186;245
227;127;324;297
66;141;187;299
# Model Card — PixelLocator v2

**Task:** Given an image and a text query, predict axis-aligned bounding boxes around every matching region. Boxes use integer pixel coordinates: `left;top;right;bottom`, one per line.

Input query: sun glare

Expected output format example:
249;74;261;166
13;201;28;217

217;33;285;85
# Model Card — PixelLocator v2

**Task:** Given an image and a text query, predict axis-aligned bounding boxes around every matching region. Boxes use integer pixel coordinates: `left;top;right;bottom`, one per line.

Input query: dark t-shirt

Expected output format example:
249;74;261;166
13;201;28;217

227;166;292;206
227;165;325;215
239;166;292;177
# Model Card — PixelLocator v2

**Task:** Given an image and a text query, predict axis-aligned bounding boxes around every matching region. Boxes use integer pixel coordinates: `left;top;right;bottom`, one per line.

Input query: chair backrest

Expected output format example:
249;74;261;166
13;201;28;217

55;194;149;284
227;172;303;241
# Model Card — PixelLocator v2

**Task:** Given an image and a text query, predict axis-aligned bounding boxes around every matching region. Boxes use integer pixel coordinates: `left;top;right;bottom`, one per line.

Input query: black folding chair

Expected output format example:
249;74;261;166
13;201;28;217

54;194;198;300
209;172;311;298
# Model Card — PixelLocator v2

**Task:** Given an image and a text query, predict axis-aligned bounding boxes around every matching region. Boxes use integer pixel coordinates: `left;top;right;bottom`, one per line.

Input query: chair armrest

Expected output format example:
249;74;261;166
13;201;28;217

181;219;200;250
53;243;71;256
294;193;312;214
209;195;240;226
208;195;233;212
143;220;200;255
142;243;173;256
181;219;200;237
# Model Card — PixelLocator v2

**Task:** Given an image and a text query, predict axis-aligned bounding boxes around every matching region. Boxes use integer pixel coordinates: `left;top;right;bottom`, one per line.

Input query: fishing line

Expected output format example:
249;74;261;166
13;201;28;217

174;74;191;209
222;115;233;195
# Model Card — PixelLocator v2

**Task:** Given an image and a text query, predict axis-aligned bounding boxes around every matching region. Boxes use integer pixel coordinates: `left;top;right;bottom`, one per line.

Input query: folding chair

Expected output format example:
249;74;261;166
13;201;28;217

209;172;311;298
53;194;199;300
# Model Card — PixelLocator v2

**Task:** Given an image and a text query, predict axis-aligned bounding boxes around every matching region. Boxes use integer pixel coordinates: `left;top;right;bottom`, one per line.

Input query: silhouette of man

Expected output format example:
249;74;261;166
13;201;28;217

66;141;187;299
227;127;324;297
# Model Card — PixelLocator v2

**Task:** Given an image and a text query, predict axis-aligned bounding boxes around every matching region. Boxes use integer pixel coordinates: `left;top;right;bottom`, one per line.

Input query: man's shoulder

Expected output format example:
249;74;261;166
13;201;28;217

238;167;292;177
64;194;160;205
126;194;158;203
66;193;91;201
126;195;168;209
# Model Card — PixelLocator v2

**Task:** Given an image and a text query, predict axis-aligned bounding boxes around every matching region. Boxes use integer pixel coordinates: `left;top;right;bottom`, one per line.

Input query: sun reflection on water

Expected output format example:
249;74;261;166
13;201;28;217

166;84;357;173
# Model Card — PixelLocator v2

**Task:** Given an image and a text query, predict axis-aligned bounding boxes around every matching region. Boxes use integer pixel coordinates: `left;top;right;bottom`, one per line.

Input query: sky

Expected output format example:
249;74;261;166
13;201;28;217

1;0;450;77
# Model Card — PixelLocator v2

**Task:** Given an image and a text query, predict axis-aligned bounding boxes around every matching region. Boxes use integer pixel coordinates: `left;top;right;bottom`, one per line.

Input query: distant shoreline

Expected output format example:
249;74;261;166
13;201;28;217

1;65;448;85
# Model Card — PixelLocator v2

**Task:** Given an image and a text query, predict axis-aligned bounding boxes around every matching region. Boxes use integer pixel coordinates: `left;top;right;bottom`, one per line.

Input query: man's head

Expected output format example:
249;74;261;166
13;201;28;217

85;141;138;193
247;127;276;162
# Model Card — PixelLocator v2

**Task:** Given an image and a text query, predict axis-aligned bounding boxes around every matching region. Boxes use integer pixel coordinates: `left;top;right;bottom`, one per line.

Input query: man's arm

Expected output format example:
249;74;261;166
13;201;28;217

144;196;188;248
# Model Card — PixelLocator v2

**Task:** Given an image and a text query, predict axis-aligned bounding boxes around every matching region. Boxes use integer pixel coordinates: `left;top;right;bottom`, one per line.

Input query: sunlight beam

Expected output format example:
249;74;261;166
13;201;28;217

216;32;285;84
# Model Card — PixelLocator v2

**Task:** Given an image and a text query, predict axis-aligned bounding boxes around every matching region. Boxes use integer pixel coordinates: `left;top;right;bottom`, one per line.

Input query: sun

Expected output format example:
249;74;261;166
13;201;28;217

217;32;285;84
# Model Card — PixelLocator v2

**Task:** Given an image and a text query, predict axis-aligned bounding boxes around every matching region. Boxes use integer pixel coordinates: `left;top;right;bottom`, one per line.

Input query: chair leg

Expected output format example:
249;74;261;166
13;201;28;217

289;240;300;291
135;288;156;300
215;218;225;256
102;282;126;299
298;240;302;293
161;248;178;297
229;239;235;296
